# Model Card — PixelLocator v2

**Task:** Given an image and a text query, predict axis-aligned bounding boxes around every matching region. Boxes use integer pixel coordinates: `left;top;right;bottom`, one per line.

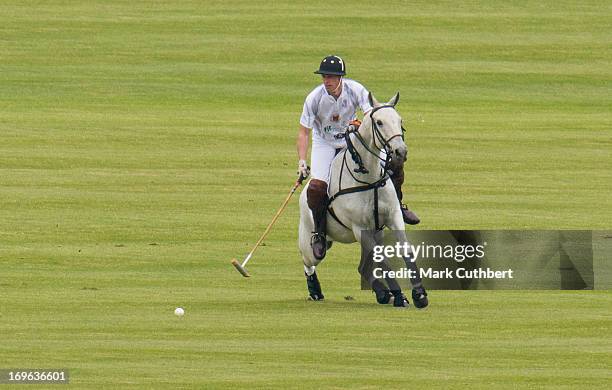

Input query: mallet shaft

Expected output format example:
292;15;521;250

231;175;305;277
242;178;303;267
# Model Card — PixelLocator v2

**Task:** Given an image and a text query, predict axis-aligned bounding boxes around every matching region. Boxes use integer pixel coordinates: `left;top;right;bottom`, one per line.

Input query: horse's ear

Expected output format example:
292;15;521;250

388;92;400;107
368;92;380;108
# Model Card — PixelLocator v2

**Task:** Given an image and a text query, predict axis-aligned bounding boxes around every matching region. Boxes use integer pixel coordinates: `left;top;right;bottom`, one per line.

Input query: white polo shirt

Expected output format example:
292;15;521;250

300;78;372;149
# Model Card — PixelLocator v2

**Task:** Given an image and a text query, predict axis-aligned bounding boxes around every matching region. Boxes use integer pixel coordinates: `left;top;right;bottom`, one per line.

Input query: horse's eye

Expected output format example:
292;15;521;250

376;120;383;126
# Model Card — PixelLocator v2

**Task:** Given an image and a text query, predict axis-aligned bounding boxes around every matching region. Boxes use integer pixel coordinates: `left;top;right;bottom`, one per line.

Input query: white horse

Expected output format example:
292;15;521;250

298;92;428;308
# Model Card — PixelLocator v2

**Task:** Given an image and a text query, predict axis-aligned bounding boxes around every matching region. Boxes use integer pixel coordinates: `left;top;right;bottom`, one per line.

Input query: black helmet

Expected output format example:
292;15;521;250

314;55;346;76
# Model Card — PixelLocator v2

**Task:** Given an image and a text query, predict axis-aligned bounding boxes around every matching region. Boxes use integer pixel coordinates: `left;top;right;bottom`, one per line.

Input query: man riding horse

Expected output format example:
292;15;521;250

295;55;428;307
296;55;420;261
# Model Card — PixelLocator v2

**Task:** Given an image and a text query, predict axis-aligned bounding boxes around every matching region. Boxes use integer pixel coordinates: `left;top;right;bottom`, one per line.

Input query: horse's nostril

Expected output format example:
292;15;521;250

396;149;407;162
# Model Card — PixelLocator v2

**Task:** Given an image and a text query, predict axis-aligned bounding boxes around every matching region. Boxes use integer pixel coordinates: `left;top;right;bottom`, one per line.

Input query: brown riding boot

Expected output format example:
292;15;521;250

390;165;420;225
307;179;329;260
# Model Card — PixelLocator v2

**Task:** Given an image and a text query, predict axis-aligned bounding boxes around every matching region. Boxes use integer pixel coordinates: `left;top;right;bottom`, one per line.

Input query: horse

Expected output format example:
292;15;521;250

298;92;429;308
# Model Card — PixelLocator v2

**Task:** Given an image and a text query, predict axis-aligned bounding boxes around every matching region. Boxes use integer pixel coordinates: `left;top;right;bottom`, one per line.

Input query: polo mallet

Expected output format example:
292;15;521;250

231;174;306;277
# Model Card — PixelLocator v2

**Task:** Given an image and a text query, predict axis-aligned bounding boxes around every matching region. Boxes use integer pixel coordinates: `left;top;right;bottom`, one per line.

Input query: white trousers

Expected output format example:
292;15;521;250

311;138;343;184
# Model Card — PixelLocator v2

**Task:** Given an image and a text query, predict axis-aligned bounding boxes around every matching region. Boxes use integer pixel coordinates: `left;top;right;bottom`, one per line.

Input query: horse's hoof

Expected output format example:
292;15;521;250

373;287;391;304
392;291;410;308
372;280;391;304
376;290;391;304
305;272;324;301
412;287;428;309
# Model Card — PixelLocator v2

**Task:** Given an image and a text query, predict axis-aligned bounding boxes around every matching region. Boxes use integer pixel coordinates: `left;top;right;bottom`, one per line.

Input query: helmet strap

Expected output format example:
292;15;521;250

331;77;343;96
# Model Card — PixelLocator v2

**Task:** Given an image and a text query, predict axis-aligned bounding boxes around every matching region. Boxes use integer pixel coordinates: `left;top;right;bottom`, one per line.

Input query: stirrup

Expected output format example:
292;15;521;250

310;232;326;246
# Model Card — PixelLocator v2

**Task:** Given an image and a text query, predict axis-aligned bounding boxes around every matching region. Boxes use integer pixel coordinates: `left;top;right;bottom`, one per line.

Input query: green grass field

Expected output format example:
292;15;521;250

1;1;611;388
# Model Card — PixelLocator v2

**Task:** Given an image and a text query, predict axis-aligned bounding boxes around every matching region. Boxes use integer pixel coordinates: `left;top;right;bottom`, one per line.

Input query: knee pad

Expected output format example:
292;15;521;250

307;180;328;210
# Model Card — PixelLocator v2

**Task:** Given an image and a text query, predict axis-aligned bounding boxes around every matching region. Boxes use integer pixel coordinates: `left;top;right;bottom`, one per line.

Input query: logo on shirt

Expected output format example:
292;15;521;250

331;114;340;122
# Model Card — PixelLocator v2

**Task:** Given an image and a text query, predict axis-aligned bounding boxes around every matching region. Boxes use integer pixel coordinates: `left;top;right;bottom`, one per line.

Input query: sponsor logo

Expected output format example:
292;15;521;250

323;125;341;134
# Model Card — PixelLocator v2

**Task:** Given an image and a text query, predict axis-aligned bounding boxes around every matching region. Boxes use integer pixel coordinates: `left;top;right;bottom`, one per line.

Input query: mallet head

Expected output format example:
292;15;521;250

231;259;251;277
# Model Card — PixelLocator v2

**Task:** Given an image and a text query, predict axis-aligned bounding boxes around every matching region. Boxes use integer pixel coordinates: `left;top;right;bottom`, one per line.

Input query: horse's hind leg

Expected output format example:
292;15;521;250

298;198;325;301
300;217;324;301
304;263;324;301
302;254;324;301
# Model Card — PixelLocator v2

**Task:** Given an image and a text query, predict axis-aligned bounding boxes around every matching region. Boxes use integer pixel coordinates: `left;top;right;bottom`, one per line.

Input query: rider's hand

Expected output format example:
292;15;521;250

348;119;362;131
297;159;310;180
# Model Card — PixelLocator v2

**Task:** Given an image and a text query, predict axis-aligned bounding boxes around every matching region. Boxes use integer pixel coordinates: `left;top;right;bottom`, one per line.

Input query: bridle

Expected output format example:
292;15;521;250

344;105;405;178
369;104;405;153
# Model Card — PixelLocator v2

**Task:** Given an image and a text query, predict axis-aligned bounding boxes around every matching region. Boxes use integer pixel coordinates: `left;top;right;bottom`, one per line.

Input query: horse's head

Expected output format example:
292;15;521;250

366;92;407;171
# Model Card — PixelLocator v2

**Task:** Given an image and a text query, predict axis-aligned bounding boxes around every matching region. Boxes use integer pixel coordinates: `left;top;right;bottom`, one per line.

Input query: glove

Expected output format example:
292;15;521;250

297;159;310;180
348;119;362;131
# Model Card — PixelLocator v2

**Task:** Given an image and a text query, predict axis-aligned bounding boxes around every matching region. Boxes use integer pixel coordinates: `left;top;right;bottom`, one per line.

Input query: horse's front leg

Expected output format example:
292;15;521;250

383;194;429;307
389;226;429;309
356;228;408;307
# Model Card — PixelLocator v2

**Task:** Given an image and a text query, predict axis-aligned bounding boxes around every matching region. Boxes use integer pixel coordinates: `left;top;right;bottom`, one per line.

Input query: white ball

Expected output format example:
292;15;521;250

174;307;185;316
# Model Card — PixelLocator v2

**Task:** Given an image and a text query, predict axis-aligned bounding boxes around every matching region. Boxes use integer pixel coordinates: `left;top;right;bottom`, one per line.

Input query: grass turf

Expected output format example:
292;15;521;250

1;1;611;388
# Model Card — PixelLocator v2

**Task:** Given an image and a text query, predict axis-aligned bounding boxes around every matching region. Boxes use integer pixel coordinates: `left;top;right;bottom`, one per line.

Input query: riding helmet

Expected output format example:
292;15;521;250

314;55;346;76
